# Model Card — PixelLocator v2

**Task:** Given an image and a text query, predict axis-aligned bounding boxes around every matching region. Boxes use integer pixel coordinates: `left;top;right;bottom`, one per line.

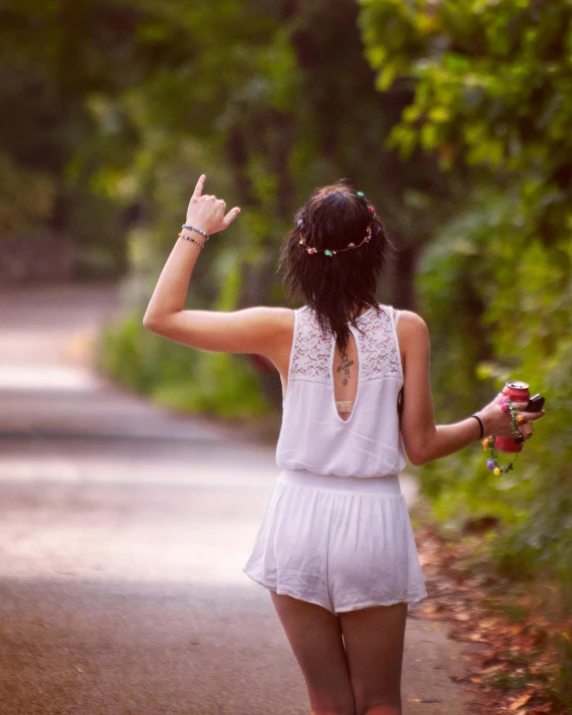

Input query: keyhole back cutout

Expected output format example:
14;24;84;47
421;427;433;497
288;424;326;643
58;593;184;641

332;329;359;421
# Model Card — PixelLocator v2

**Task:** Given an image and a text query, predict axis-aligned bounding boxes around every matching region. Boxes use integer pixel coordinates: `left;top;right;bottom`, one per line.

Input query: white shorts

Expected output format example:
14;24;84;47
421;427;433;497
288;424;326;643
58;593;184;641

243;469;427;614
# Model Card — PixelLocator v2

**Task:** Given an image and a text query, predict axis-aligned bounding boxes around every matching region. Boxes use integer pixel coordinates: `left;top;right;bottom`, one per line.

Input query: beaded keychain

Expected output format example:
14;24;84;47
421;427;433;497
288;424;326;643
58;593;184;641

481;397;525;476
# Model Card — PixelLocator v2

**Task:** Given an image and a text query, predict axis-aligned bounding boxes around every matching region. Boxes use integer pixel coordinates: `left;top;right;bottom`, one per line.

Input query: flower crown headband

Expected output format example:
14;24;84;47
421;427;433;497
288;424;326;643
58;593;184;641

297;191;375;257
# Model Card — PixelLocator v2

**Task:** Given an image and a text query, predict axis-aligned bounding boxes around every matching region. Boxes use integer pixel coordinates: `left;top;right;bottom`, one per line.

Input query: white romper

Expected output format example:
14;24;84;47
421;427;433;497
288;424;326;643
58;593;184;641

243;304;427;613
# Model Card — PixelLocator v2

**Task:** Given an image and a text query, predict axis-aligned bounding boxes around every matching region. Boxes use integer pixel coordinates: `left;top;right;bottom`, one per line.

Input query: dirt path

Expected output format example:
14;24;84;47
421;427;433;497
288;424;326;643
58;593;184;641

0;283;474;714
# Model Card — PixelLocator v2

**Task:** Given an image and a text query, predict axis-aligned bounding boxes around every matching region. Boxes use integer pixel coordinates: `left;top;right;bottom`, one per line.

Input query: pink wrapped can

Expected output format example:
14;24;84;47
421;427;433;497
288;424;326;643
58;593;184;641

494;381;529;453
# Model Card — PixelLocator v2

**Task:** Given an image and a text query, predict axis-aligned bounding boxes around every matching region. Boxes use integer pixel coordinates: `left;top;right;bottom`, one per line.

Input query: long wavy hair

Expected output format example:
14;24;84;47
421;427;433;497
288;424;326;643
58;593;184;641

279;181;392;351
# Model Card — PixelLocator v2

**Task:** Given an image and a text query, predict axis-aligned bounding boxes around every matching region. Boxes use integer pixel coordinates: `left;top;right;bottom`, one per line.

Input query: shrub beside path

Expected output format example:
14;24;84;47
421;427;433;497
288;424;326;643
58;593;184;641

0;283;475;714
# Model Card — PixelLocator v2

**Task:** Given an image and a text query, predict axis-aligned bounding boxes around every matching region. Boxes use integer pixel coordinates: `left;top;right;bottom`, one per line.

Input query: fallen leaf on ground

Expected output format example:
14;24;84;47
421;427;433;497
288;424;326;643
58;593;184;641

508;693;532;710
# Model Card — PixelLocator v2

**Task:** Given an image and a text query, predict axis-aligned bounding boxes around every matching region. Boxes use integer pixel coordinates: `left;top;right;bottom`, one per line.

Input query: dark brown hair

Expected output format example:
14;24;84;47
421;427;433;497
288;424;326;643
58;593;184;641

279;181;392;350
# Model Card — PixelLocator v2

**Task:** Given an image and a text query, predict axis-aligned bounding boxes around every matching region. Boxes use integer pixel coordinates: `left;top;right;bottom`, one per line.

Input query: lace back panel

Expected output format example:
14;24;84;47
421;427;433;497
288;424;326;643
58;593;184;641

354;307;403;382
289;305;402;385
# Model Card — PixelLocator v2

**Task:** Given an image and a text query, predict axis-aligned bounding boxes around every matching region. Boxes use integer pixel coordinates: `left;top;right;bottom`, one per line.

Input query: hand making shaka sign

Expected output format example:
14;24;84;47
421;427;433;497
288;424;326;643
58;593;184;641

185;174;241;238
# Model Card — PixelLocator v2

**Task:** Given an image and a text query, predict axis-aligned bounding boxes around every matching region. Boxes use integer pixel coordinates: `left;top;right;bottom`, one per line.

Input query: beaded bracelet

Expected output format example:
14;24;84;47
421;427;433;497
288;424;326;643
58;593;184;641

182;224;210;241
481;397;524;476
178;231;205;250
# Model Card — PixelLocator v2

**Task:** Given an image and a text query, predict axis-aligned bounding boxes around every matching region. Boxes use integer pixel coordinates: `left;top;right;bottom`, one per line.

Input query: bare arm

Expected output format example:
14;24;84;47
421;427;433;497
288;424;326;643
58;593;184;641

144;302;294;357
398;311;545;466
142;175;293;360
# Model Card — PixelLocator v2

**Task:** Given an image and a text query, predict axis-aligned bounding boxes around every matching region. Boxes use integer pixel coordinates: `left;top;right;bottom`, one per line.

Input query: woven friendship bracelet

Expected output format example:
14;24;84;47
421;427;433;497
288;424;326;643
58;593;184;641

178;231;205;250
182;224;210;241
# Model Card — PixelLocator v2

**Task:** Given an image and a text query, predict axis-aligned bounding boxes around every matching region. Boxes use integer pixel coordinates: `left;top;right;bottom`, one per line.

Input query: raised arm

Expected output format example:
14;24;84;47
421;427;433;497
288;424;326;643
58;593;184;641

142;175;293;361
397;311;545;466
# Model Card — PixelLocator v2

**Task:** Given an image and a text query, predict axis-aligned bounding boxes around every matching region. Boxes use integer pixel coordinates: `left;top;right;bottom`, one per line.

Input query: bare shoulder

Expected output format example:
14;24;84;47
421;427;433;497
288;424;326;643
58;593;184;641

240;306;295;369
394;310;430;365
396;310;429;339
236;306;296;353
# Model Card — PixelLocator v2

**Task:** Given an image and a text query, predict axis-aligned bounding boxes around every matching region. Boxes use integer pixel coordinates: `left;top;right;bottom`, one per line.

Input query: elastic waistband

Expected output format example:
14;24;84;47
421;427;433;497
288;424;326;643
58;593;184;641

278;469;401;496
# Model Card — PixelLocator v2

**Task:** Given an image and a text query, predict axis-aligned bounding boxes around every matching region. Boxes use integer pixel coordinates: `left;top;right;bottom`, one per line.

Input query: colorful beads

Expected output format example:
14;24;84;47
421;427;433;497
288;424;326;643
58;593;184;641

483;395;521;475
486;439;517;475
357;191;364;197
182;224;210;240
298;222;372;255
178;232;206;250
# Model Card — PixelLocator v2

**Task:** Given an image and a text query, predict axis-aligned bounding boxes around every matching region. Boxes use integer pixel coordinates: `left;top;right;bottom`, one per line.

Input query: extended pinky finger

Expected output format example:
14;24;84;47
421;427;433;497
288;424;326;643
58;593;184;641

222;206;241;228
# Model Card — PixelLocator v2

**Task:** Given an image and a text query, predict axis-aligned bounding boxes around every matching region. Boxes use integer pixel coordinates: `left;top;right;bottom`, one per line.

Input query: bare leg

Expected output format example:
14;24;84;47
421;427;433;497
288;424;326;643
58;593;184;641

339;603;407;715
270;592;356;715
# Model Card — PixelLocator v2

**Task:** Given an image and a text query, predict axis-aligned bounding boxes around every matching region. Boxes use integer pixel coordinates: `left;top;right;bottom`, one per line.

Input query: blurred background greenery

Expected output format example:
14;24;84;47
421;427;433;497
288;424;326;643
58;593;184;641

1;0;571;701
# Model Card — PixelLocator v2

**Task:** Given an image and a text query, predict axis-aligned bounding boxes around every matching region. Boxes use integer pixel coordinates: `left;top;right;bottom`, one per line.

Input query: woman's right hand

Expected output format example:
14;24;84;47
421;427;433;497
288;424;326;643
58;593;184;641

476;394;546;440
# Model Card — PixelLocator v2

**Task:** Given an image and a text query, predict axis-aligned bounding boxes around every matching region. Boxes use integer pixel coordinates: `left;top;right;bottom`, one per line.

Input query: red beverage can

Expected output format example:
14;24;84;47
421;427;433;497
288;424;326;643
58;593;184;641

494;380;530;453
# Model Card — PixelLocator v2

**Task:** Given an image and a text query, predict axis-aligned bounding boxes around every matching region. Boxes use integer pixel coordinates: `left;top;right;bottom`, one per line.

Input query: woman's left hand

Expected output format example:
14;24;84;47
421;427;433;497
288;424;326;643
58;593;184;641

185;174;241;236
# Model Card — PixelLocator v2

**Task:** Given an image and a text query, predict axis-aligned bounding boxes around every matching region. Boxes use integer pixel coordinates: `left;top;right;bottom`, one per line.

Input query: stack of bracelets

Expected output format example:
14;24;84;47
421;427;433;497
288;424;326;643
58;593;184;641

178;224;210;250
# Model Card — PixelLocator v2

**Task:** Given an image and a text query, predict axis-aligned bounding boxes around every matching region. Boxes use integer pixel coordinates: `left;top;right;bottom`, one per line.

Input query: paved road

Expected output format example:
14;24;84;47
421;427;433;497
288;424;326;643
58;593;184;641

0;284;472;714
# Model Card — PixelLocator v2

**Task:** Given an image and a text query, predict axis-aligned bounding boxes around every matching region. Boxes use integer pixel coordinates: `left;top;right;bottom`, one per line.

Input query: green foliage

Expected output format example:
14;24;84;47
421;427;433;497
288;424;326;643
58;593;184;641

100;313;271;419
0;154;55;235
96;0;463;416
361;0;572;243
415;176;572;595
0;0;145;271
361;2;572;617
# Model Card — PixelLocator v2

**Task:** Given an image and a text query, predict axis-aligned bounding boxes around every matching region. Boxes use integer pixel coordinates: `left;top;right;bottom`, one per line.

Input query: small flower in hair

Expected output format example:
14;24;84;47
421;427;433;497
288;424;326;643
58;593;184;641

297;219;303;228
299;222;372;255
369;205;375;214
357;191;364;197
